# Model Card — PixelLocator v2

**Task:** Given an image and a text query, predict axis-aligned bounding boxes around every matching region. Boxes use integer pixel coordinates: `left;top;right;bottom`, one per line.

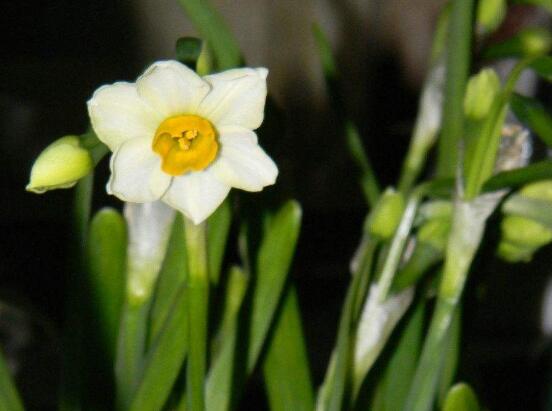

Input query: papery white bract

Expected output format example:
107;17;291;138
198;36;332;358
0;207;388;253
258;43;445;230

87;60;278;224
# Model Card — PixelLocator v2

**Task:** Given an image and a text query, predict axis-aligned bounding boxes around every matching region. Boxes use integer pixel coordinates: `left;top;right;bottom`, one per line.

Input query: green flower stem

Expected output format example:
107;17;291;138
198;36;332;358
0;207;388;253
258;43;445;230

184;218;209;411
404;192;502;411
377;185;429;303
435;0;474;178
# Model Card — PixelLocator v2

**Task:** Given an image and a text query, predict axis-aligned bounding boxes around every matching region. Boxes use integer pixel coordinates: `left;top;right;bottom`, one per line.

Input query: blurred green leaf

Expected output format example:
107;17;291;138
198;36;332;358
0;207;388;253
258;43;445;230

346;122;381;207
483;160;552;191
176;0;241;70
87;208;127;361
175;37;203;69
443;383;481;411
206;266;248;411
530;55;552;82
0;349;23;411
129;286;188;411
312;23;337;80
207;199;231;285
263;286;314;411
369;299;425;411
511;93;552;147
149;215;187;345
247;200;302;370
438;307;461;407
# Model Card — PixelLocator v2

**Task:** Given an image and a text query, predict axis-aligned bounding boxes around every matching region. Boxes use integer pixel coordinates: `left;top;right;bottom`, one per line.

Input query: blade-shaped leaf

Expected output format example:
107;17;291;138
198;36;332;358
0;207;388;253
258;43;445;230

129;286;188;411
263;286;314;411
0;349;23;411
149;214;187;345
483;160;552;191
207;199;232;285
87;208;127;361
176;0;241;70
247;200;302;371
511;93;552;147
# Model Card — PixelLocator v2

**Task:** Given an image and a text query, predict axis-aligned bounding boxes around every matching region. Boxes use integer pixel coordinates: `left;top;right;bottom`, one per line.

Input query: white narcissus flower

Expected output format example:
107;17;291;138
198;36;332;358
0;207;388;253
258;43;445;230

87;60;278;224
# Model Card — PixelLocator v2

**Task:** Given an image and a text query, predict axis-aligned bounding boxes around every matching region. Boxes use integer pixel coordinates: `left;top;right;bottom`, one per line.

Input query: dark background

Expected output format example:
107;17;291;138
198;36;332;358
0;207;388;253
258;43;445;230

1;1;551;410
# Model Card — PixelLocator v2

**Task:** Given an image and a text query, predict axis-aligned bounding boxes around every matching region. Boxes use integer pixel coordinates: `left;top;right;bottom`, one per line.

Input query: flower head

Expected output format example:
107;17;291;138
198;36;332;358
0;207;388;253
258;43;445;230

88;60;278;224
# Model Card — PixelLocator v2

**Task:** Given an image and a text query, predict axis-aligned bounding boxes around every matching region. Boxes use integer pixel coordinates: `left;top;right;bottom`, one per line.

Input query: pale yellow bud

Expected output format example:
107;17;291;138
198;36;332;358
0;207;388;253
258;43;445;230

26;135;93;194
464;68;501;120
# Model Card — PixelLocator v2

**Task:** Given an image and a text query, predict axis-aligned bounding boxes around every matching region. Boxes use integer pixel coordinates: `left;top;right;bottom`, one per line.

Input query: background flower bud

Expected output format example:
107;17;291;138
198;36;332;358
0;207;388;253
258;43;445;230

476;0;506;35
26;135;94;194
367;188;405;239
519;27;552;57
464;68;501;120
497;180;552;262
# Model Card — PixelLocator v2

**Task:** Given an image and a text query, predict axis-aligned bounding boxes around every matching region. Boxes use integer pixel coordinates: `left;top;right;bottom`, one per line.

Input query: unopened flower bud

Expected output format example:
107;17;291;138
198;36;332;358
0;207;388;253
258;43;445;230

498;180;552;262
418;217;450;252
367;188;405;239
464;68;501;120
477;0;506;35
26;135;93;194
519;27;552;57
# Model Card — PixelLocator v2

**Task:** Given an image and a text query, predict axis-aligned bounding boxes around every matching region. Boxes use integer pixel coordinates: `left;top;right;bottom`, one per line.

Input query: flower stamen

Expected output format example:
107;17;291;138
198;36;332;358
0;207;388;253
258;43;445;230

152;115;218;176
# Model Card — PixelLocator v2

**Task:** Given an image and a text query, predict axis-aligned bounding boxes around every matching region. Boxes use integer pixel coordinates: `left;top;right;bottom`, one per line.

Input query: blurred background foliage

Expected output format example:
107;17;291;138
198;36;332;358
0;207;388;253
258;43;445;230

1;1;552;409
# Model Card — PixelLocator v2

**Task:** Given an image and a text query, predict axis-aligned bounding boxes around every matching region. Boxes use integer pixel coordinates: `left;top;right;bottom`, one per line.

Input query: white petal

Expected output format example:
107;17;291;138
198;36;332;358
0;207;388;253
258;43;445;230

137;60;211;118
162;170;230;224
198;68;268;129
108;136;172;203
87;82;161;151
211;127;278;191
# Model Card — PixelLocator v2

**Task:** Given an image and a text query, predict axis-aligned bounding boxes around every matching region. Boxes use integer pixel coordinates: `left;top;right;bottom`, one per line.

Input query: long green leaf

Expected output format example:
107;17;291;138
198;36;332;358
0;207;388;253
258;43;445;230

0;349;23;411
437;307;461;407
263;286;314;411
483;160;552;191
176;0;241;70
129;286;188;411
87;208;127;361
206;266;249;411
530;55;552;81
247;200;302;371
207;199;231;285
149;215;187;345
369;299;425;411
511;93;552;147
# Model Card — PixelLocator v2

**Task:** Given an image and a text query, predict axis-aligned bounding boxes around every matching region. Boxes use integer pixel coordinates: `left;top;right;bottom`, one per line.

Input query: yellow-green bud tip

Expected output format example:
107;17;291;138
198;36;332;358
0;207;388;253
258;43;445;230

26;135;93;194
367;188;405;240
477;0;506;35
520;27;552;57
464;68;501;120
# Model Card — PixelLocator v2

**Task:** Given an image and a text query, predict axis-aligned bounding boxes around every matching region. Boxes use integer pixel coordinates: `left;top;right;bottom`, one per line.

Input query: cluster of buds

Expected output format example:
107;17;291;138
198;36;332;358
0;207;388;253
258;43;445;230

498;180;552;262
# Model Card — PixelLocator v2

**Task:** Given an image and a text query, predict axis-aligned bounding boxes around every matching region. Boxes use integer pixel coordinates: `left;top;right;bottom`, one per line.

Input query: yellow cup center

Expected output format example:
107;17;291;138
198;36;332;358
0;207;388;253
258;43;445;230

152;115;218;176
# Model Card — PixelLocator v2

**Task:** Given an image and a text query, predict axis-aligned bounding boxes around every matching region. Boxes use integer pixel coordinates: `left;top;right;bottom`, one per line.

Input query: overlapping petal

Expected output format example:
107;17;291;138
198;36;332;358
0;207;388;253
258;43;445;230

108;136;172;203
211;126;278;191
198;68;268;129
87;82;161;151
137;60;211;118
162;170;231;224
